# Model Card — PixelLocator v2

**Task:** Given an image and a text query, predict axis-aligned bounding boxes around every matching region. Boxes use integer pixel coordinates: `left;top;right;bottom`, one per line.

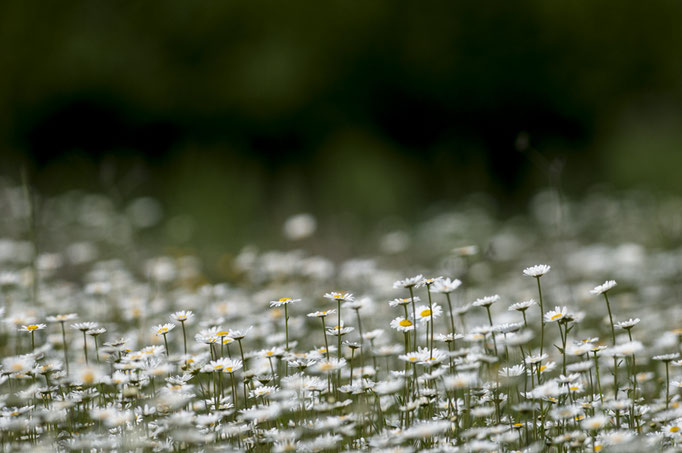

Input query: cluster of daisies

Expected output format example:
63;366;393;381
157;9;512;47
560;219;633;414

1;186;682;452
2;258;682;452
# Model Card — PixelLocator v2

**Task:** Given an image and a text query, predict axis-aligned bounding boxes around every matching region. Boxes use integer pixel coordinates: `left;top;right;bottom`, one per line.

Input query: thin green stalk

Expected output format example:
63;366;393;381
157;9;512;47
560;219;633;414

427;286;434;358
409;287;418;351
82;331;88;364
320;317;330;360
536;277;545;355
181;320;188;355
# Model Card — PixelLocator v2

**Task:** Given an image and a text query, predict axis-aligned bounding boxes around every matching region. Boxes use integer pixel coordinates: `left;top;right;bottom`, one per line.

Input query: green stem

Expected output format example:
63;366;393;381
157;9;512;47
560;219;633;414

536;277;545;355
409;287;418;351
181;320;188;355
61;322;69;375
603;293;616;346
82;331;88;364
321;317;330;360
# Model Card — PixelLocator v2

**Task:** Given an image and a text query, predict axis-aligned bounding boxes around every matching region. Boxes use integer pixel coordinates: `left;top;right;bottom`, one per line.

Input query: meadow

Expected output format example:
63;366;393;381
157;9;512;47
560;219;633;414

1;183;681;452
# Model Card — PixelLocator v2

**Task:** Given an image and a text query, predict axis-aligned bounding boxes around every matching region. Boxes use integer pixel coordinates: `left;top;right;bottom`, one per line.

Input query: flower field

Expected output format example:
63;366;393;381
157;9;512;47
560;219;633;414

1;186;682;452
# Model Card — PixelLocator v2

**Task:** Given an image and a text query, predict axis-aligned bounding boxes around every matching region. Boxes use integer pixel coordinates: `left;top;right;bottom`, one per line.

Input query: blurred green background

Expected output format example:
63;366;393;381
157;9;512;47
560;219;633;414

2;1;682;253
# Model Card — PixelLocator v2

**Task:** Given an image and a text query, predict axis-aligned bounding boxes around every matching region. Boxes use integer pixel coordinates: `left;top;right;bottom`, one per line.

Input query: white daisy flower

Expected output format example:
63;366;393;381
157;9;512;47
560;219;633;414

590;280;617;295
523;264;551;277
390;316;415;332
544;306;568;323
472;294;500;308
393;275;424;289
269;297;301;307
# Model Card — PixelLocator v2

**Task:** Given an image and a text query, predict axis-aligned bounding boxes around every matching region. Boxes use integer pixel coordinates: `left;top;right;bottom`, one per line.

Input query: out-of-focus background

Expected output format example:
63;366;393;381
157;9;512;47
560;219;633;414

2;1;682;258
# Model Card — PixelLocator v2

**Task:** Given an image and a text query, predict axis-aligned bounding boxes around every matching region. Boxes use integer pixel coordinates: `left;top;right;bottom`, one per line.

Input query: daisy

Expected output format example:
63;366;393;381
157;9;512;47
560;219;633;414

415;276;443;288
170;311;194;323
431;277;462;294
307;309;335;318
314;358;347;374
390;316;415;332
544;306;568;323
499;364;525;377
444;372;478;389
590;280;617;295
472;295;500;308
2;355;36;374
72;322;99;332
269;297;301;307
46;313;78;323
523;264;551;278
388;296;419;307
509;299;536;312
18;323;46;332
393;275;424;289
653;352;680;362
323;292;354;302
615;318;640;329
415;304;443;323
418;348;447;365
153;323;176;336
581;413;609;431
399;351;420;364
227;327;252;340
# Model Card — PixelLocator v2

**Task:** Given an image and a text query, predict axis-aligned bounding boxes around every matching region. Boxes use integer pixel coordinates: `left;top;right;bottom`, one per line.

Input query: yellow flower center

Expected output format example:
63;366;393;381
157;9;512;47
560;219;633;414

409;357;417;362
159;328;168;333
320;363;334;371
671;426;680;433
213;365;223;370
83;370;95;385
539;365;547;372
570;386;579;391
216;331;229;336
399;320;413;327
595;445;602;452
266;351;274;356
420;309;431;317
551;313;563;320
11;363;23;371
226;367;233;372
279;297;291;302
26;325;39;331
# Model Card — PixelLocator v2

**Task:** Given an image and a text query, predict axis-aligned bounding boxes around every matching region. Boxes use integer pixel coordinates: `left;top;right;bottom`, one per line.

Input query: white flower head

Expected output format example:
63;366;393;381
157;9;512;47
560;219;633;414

472;295;500;308
431;277;462;294
171;311;194;323
509;299;536;312
269;297;301;307
523;264;551;278
544;306;568;323
415;304;443;323
393;275;424;289
323;292;354;302
390;316;415;332
615;318;640;329
153;323;176;336
590;280;617;295
581;413;609;431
